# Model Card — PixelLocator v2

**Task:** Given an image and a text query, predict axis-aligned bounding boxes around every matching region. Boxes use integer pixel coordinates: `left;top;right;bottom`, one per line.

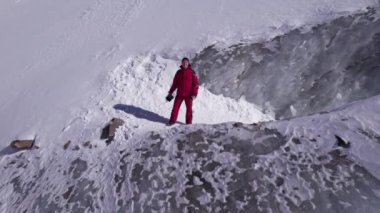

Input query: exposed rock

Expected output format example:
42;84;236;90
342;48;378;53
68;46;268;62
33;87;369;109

63;141;71;150
83;141;92;149
292;137;301;145
232;122;243;128
62;185;74;200
10;140;34;149
275;177;284;187
100;124;110;139
109;118;125;138
335;135;350;148
101;118;125;144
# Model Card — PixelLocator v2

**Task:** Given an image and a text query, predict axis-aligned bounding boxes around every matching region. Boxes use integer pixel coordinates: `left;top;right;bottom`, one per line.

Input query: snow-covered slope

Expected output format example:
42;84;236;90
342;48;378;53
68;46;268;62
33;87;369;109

57;54;272;144
1;0;380;212
0;0;378;148
193;7;380;119
1;94;380;212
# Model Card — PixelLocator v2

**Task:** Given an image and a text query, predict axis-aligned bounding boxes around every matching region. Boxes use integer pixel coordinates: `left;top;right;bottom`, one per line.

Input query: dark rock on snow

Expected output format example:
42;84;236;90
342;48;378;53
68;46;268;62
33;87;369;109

101;118;125;144
10;140;34;149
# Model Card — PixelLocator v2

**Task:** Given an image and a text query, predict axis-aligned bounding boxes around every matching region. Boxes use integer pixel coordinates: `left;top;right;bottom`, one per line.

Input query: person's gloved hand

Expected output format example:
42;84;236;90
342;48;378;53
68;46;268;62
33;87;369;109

191;95;196;100
166;93;174;102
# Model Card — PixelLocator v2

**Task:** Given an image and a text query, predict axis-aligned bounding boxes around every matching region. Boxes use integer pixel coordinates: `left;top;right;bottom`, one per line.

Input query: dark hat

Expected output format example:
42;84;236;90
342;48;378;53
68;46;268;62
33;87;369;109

182;57;190;62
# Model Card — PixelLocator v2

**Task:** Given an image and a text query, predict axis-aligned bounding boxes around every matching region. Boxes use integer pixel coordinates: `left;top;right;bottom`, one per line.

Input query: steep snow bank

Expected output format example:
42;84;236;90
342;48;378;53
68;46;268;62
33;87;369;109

193;7;380;119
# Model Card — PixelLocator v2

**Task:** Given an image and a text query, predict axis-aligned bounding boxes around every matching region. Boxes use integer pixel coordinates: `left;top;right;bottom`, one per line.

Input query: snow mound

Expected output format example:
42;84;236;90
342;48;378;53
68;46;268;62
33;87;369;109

53;54;272;147
108;54;272;127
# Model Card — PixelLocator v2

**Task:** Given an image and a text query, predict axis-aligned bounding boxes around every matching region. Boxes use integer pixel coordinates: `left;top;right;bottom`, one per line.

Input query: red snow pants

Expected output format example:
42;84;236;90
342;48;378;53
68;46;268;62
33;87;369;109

169;96;193;124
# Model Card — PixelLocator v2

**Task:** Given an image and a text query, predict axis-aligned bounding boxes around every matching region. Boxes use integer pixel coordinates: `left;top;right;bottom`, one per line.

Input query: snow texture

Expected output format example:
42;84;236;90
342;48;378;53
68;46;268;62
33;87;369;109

1;0;380;212
1;94;380;212
193;7;380;119
0;0;377;147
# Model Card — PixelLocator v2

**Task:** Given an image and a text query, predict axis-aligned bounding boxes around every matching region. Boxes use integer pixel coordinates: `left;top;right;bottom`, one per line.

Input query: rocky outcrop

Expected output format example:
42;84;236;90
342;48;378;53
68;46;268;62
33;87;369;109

10;140;34;149
101;118;125;144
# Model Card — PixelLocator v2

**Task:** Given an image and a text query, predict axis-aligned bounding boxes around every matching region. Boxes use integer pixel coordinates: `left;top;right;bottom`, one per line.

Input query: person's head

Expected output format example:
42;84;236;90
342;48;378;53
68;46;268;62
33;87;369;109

181;57;190;69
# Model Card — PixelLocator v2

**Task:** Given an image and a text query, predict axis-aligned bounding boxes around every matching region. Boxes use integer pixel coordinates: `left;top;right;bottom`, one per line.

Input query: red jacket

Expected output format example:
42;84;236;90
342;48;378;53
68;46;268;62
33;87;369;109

169;65;199;97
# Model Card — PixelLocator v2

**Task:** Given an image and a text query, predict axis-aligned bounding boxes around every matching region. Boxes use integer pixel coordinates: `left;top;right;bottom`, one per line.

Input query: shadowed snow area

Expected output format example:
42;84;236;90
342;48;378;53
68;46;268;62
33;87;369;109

193;8;380;119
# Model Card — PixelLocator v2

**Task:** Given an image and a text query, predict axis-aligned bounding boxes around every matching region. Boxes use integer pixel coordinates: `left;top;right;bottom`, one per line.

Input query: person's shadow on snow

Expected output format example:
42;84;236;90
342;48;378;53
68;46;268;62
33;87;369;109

113;104;170;125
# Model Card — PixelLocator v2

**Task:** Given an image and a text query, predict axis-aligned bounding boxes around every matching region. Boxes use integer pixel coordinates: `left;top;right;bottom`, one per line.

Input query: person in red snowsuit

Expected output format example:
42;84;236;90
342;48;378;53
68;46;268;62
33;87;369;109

166;58;199;125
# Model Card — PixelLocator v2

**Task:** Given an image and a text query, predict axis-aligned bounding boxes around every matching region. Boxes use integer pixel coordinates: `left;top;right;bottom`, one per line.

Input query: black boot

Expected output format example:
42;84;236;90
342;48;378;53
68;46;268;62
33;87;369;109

166;121;175;126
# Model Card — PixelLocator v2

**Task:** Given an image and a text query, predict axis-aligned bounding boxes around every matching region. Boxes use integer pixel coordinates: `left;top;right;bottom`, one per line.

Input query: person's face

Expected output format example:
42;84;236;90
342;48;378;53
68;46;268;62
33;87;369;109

182;60;189;68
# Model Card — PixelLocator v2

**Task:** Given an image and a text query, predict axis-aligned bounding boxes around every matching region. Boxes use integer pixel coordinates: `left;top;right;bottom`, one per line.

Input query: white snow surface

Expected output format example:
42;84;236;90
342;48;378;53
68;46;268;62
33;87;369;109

269;95;380;180
66;54;272;142
0;0;378;148
1;93;380;212
1;1;380;212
